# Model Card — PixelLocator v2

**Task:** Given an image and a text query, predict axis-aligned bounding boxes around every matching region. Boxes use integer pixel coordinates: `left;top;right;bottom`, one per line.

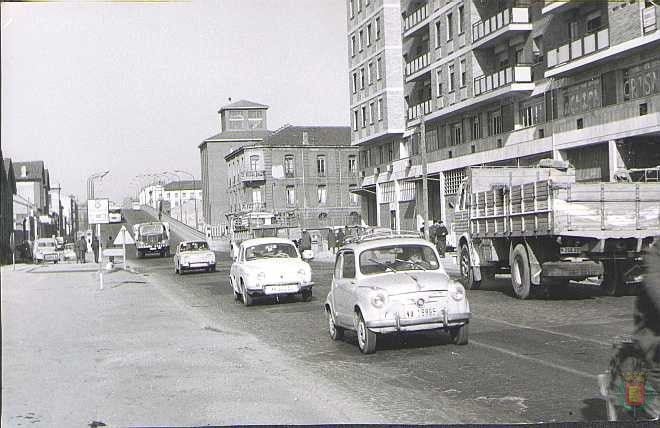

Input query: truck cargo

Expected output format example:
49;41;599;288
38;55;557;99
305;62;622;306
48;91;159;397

132;222;171;258
452;162;660;299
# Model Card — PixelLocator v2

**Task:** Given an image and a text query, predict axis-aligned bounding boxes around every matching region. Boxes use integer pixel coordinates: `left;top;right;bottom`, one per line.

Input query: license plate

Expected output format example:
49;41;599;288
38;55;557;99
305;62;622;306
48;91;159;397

150;247;157;250
560;246;582;255
264;284;299;295
190;263;207;268
417;305;442;319
45;254;58;260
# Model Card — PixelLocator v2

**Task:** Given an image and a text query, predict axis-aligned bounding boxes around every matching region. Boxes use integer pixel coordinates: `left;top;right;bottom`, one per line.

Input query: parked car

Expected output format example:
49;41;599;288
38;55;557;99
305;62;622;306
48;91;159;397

324;231;471;354
230;237;314;306
61;243;77;262
33;238;60;263
173;240;216;274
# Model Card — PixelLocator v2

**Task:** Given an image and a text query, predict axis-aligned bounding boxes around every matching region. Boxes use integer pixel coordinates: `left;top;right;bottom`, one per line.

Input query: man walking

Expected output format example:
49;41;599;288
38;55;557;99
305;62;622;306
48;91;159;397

436;220;449;257
336;227;345;250
300;230;312;252
91;236;100;263
77;236;87;263
327;228;336;255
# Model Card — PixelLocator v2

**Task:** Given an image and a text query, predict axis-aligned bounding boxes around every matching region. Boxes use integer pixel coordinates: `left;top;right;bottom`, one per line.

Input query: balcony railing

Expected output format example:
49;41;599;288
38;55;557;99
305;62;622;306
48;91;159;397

241;202;267;212
407;99;432;121
403;3;429;33
546;27;610;69
239;169;266;182
473;65;532;96
472;8;530;43
405;52;430;76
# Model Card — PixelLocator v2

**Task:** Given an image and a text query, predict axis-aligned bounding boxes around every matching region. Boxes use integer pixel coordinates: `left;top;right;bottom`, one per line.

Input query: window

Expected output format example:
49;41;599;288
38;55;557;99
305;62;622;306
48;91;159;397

317;185;327;204
352;72;357;93
586;13;602;34
360;68;365;89
357;0;362;12
350;0;355;18
458;5;464;34
317;155;326;176
459;59;466;87
367;24;372;46
247;110;264;128
286;185;296;205
377;98;384;121
348;155;357;172
284;155;295;176
376;57;382;80
448;64;455;92
369;102;375;124
351;35;356;56
361;106;367;127
349;185;359;205
533;36;544;64
387;142;393;162
568;20;578;41
359;30;364;51
249;155;259;170
427;129;439;151
446;13;453;40
368;62;374;85
519;99;545;128
342;251;356;278
228;111;244;130
353;110;359;131
252;189;262;204
435;21;442;47
471;115;482;140
488;110;503;136
436;68;443;97
375;17;381;39
451;123;462;146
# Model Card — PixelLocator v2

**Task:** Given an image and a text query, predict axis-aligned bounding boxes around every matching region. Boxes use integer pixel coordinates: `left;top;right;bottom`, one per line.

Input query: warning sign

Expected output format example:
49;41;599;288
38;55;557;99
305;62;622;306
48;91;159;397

113;225;135;245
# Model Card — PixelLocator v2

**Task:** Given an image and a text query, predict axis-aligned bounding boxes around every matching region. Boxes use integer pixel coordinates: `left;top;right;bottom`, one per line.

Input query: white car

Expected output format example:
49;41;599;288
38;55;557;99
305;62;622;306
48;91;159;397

173;240;216;274
324;233;471;354
33;238;60;263
230;237;314;306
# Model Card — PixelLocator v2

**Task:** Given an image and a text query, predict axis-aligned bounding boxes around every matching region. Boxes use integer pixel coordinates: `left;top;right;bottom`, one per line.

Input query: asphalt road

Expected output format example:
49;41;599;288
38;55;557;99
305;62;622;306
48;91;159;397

121;209;635;423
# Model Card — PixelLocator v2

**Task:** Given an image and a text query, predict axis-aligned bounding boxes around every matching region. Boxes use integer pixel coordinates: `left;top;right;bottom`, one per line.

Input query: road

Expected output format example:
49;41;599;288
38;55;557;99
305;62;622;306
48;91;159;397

122;209;634;423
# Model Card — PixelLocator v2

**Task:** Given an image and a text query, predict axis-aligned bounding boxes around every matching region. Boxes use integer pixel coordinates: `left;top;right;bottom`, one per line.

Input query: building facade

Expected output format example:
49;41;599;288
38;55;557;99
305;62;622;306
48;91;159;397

349;0;660;231
12;161;54;240
1;154;17;263
199;100;272;230
225;125;360;232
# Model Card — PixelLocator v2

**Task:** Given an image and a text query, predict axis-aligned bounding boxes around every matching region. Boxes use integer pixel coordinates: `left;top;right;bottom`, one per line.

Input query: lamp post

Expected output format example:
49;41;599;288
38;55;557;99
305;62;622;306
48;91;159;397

175;169;199;230
87;170;109;201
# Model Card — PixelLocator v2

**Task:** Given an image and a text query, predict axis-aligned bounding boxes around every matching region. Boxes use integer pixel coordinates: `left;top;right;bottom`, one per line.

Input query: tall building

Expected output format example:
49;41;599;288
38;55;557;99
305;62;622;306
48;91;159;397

349;0;660;230
1;154;17;263
199;100;272;230
225;125;359;233
12;161;53;240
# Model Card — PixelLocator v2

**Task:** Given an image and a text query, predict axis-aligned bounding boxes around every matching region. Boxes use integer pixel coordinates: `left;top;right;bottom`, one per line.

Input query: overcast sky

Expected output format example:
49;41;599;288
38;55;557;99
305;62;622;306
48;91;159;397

1;0;349;202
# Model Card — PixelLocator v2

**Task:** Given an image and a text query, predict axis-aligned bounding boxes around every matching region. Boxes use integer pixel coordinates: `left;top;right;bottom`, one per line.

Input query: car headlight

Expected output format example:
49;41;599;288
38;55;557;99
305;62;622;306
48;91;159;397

371;292;387;308
450;282;465;301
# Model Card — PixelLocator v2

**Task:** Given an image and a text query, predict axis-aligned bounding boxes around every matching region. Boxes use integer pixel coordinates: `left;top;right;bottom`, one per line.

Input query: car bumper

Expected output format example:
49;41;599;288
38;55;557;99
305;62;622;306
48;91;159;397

366;312;471;333
246;282;314;296
181;262;214;270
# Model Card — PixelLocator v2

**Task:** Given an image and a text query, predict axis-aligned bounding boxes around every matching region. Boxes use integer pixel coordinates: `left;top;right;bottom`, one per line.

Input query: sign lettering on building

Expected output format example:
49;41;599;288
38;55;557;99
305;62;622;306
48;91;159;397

562;78;601;117
623;59;660;101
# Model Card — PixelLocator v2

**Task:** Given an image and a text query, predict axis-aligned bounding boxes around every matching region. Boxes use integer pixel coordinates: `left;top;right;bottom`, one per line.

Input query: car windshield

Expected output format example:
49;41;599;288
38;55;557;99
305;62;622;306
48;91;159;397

65;244;75;250
245;243;298;260
359;244;439;275
181;241;209;251
140;224;163;235
37;240;56;248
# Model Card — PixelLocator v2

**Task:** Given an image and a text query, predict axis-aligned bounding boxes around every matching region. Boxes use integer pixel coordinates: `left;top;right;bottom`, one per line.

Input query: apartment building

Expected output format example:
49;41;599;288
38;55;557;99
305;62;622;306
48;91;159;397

349;0;660;230
225;125;359;232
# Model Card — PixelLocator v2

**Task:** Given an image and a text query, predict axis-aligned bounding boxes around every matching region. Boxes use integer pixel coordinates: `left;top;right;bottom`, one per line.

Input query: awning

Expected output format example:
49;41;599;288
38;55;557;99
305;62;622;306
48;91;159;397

531;79;552;97
351;185;376;196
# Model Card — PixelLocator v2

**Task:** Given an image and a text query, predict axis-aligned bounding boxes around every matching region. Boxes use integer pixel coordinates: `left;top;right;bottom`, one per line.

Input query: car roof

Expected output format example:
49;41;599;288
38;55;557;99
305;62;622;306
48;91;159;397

179;240;207;245
36;238;57;243
343;237;435;252
240;237;296;247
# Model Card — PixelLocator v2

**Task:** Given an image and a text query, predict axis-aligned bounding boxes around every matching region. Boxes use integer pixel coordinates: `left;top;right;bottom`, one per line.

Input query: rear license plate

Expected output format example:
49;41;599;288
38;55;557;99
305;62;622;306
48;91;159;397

191;263;207;268
560;246;582;255
264;284;299;295
45;254;58;260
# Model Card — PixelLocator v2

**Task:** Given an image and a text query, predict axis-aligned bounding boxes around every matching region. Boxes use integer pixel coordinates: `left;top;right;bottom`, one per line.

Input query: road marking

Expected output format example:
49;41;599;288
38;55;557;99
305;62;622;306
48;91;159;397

471;339;599;380
474;315;611;347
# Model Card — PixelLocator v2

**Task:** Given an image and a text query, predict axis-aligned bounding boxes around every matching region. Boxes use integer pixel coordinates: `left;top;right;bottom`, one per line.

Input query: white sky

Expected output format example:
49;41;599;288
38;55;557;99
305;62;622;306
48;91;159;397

1;0;349;202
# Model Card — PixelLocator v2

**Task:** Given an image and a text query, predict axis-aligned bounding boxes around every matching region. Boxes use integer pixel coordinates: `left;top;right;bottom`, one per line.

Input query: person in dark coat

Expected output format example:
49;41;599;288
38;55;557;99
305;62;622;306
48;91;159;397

77;236;87;263
327;229;336;254
336;228;345;250
300;230;312;252
435;220;449;257
91;236;100;263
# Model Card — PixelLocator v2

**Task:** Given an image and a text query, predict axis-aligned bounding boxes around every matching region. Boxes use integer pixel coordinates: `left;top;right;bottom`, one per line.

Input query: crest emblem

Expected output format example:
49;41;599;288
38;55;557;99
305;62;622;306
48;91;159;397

624;372;646;407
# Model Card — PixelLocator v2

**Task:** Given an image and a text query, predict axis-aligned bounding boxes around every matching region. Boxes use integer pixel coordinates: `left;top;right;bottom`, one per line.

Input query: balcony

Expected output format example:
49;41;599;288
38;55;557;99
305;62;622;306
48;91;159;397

407;99;432;121
239;169;266;183
241;202;267;212
542;1;578;16
405;52;430;77
546;28;609;72
403;3;429;35
473;65;532;97
471;8;531;49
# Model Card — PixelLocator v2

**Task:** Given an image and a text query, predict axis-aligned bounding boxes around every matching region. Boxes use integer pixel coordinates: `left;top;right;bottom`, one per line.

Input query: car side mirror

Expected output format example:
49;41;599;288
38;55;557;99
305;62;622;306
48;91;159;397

301;250;313;261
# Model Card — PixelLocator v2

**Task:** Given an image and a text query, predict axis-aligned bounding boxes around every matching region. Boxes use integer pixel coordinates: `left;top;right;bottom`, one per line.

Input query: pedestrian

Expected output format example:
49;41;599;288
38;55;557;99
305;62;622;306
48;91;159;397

91;236;100;263
336;227;345;250
436;220;449;257
77;235;87;263
107;235;115;263
327;228;336;254
300;230;312;252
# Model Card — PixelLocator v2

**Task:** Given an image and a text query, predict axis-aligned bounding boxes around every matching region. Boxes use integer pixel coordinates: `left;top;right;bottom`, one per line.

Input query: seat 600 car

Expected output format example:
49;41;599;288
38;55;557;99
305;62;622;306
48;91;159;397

324;233;471;354
230;237;313;306
173;240;216;274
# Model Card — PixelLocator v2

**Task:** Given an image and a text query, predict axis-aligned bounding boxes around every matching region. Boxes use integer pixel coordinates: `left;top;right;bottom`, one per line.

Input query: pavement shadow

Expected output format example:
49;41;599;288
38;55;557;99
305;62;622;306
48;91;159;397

580;398;610;421
342;329;454;352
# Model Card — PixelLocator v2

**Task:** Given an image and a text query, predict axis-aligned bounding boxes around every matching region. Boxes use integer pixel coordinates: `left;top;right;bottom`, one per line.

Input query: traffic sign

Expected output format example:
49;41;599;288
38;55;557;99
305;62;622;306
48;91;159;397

88;199;110;224
114;225;135;245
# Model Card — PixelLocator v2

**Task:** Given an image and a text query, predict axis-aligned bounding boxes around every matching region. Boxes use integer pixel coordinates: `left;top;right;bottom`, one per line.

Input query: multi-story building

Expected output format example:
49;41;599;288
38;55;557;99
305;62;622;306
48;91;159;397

225;125;360;231
199;100;272;231
349;0;660;231
12;161;53;240
163;180;203;228
1;154;17;263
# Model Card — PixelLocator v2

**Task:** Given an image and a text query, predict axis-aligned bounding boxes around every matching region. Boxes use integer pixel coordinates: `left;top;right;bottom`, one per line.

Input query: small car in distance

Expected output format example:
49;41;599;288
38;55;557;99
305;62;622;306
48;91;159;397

230;237;313;306
324;233;471;354
61;243;77;262
173;240;216;274
33;238;60;264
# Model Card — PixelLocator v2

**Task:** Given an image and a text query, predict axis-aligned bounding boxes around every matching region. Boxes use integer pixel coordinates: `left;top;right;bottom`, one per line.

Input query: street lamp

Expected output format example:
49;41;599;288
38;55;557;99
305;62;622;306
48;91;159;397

87;170;109;201
174;169;199;230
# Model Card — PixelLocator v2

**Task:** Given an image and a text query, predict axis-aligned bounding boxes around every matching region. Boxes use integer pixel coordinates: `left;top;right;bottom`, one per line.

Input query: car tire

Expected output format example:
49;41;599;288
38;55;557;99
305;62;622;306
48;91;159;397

510;244;531;299
459;245;481;290
301;289;312;302
175;263;179;275
209;264;216;273
241;281;254;307
355;311;376;354
450;323;469;345
327;308;344;341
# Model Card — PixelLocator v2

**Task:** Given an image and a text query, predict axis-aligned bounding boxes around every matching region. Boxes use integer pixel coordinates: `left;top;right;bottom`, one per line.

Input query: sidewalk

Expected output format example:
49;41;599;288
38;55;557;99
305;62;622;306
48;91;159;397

1;262;381;426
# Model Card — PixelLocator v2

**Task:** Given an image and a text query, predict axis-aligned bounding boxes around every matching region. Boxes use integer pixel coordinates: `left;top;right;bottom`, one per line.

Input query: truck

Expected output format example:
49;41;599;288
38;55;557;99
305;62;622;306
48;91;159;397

132;222;171;258
452;161;660;299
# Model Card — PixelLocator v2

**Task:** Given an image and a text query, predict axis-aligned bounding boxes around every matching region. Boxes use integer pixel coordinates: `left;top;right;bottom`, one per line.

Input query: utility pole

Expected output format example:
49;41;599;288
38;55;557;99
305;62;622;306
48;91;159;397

420;115;430;241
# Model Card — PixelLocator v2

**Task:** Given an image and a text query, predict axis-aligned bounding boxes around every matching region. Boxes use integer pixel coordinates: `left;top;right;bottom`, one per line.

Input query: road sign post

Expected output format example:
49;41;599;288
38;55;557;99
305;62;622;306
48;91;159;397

9;234;15;271
88;199;109;290
113;225;135;271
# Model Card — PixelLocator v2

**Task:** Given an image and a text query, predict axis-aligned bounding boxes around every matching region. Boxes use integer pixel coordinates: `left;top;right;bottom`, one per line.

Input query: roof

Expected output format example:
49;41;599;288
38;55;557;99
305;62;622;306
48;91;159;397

12;160;45;182
218;99;269;112
239;237;296;247
201;129;272;146
344;236;434;252
163;180;202;191
2;157;17;194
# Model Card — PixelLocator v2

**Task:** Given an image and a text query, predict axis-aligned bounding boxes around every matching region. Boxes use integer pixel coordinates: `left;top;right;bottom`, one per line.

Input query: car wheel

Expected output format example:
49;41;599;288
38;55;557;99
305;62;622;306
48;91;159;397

510;244;531;299
209;264;216;273
459;245;481;290
174;263;179;275
450;323;469;345
301;289;312;302
241;281;254;306
355;311;376;354
327;308;344;341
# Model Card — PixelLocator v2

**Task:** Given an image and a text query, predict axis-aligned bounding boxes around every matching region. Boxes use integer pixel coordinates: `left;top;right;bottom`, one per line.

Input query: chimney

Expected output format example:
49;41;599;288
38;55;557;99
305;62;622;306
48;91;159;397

302;131;309;145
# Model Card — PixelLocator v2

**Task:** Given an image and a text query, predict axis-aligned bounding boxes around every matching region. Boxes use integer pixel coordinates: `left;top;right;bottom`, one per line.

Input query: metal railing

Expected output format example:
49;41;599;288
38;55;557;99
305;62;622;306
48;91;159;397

472;7;530;43
405;51;430;76
239;169;266;182
473;65;532;96
546;27;609;69
407;99;432;121
403;3;429;33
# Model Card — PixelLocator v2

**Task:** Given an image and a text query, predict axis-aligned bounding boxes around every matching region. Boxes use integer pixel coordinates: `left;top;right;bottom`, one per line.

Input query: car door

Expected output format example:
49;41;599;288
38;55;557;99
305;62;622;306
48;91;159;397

333;250;357;327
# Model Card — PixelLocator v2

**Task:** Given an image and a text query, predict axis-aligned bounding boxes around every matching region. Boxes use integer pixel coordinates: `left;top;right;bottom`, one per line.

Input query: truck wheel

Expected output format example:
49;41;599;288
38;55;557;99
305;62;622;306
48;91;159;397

459;245;481;290
511;244;531;299
601;261;624;297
